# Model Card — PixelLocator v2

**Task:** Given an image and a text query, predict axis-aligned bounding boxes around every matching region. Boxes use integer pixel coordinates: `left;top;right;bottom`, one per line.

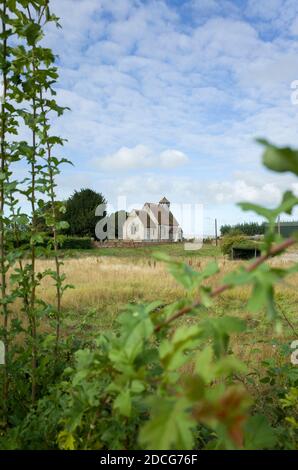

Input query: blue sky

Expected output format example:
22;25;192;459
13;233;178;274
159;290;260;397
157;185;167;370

44;0;298;234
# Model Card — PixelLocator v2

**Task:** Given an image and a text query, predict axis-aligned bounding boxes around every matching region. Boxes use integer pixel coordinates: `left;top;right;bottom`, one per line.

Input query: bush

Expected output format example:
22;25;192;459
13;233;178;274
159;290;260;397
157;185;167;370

220;234;247;255
7;233;92;251
61;237;92;250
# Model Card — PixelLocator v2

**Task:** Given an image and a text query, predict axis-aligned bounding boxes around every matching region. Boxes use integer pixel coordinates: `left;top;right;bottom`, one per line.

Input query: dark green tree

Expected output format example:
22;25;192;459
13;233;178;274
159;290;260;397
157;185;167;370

65;188;106;237
220;222;266;236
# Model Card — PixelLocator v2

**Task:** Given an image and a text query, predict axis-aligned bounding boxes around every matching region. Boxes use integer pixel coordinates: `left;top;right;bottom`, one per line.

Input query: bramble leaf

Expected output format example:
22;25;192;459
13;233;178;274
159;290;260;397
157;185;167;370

139;397;195;450
244;415;277;450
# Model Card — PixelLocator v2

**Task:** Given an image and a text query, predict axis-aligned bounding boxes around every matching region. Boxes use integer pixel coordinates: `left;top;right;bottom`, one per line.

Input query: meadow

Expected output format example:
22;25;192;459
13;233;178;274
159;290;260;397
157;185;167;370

31;243;298;366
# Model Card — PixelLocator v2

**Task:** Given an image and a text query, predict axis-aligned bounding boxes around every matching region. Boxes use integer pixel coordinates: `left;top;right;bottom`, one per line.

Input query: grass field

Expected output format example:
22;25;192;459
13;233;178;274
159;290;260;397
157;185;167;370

24;243;297;369
7;242;298;426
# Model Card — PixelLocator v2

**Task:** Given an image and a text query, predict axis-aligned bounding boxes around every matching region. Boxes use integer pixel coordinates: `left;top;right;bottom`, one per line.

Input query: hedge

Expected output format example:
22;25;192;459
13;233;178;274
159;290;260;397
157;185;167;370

61;237;92;250
7;234;92;250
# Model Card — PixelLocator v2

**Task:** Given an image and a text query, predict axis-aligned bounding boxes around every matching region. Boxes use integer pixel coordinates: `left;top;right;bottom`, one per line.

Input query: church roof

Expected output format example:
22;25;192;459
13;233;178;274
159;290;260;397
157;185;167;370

144;203;179;227
159;196;170;204
135;210;157;228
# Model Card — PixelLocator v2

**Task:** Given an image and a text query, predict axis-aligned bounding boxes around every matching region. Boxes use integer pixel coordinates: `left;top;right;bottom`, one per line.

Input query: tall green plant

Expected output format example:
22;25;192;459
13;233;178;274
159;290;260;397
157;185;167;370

0;0;70;417
0;0;25;423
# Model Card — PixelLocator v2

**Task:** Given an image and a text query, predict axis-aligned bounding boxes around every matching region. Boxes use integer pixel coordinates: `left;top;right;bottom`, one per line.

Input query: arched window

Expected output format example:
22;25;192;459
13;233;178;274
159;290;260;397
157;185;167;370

130;223;139;235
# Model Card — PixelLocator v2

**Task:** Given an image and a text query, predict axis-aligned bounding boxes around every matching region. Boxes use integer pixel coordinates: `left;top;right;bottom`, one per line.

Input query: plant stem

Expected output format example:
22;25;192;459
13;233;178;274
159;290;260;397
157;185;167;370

0;0;9;421
40;92;62;358
27;4;38;404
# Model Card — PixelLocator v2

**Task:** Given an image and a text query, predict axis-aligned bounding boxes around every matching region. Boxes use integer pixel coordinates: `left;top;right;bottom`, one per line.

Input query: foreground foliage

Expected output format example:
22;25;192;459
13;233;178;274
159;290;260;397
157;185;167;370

0;0;297;451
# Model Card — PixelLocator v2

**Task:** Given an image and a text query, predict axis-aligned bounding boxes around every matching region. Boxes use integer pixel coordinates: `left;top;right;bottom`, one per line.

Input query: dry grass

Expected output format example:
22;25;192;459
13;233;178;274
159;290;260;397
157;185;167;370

9;253;298;368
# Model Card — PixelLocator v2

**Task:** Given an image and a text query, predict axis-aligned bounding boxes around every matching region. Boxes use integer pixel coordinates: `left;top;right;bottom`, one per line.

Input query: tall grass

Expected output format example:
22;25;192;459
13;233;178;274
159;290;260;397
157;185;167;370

8;254;298;370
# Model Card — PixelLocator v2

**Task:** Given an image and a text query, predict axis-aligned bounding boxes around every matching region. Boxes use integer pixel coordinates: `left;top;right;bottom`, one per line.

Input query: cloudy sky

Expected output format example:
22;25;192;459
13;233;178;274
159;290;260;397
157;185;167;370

44;0;298;234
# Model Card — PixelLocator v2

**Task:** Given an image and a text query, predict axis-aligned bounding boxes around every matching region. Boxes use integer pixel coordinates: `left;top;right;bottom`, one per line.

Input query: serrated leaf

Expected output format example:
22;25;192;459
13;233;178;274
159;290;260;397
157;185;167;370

114;388;131;417
139;397;195;450
244;415;277;450
160;325;203;370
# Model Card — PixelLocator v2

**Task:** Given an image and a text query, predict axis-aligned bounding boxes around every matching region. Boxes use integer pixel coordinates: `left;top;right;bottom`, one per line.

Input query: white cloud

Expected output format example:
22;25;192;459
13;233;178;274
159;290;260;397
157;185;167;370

96;145;189;170
99;145;152;170
210;179;281;205
34;0;298;226
159;150;189;168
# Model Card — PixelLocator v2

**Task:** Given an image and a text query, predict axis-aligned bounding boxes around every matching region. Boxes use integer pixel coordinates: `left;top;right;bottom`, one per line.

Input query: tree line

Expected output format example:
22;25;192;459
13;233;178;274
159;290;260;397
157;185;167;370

10;188;128;240
220;221;266;236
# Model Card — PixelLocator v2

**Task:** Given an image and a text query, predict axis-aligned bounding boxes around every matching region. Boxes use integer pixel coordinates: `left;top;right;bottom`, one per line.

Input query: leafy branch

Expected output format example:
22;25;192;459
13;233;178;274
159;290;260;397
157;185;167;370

155;237;296;332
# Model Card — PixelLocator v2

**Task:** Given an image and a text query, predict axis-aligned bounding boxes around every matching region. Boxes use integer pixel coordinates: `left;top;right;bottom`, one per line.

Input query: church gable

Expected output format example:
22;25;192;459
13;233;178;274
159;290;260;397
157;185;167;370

123;197;182;242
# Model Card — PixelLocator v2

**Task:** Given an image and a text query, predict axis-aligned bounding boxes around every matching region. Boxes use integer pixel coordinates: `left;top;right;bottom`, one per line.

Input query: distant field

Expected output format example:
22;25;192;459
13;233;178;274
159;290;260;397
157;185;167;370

59;242;221;260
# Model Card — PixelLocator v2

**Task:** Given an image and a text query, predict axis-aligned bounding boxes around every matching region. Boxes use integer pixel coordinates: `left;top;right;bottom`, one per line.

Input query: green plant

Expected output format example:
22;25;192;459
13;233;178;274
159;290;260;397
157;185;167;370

65;189;107;238
220;233;247;255
1;1;298;452
0;0;71;422
61;237;92;250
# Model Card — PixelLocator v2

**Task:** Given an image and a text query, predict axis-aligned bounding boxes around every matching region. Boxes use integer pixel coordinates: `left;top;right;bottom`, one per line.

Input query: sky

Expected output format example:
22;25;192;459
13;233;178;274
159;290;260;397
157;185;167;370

42;0;298;234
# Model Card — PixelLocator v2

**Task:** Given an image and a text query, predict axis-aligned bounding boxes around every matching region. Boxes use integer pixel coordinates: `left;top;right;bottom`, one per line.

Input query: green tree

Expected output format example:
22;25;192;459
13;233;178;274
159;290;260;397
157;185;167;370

221;222;266;236
65;188;106;237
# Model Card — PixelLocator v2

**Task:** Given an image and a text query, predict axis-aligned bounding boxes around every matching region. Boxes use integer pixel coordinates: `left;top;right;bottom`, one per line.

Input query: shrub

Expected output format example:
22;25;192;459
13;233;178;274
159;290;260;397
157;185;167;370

220;234;247;255
61;237;92;250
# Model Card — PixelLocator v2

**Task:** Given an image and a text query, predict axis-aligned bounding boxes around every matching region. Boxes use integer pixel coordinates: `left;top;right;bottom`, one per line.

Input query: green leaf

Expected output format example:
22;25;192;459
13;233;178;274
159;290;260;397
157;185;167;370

223;268;253;286
244;415;277;450
206;316;246;334
238;191;298;223
160;325;203;370
114;388;131;417
21;22;43;46
109;305;154;366
195;346;214;383
202;316;246;358
56;220;69;230
214;355;247;377
30;233;44;245
139;397;195;450
277;190;298;216
258;139;298;176
58;430;76;450
238;202;275;222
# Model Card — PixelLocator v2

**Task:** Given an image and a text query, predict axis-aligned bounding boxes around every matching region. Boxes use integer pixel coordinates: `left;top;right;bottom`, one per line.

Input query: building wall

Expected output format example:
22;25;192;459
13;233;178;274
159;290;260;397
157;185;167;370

123;216;145;241
145;228;158;240
123;215;183;242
